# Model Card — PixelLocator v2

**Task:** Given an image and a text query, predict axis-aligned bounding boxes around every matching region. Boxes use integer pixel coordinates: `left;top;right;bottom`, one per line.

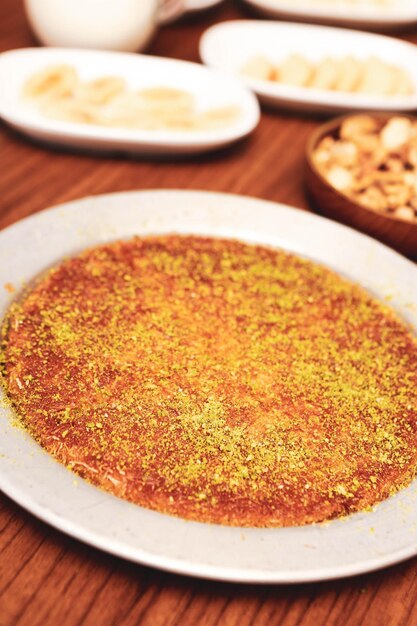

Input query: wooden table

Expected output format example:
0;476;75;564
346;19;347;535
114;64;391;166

1;2;416;625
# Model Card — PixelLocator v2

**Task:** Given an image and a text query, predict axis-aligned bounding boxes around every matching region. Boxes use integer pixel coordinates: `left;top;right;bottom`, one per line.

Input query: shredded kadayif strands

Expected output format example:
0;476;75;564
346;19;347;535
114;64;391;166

1;235;417;527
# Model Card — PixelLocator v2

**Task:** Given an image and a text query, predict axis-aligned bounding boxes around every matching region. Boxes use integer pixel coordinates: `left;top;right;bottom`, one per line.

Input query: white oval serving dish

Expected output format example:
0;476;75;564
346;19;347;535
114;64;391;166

200;20;417;114
0;47;260;155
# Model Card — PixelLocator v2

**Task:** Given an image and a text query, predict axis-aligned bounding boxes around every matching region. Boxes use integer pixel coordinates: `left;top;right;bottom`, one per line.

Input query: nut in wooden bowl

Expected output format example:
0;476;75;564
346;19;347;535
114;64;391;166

306;113;417;259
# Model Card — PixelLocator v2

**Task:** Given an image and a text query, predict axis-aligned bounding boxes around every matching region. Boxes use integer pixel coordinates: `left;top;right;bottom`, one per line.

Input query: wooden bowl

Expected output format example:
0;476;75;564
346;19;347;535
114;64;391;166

306;113;417;260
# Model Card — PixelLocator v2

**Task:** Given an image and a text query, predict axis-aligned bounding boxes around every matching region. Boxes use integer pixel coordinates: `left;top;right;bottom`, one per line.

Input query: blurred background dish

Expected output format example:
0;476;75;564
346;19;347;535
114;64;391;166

0;47;260;155
240;0;417;31
200;20;417;114
306;113;417;259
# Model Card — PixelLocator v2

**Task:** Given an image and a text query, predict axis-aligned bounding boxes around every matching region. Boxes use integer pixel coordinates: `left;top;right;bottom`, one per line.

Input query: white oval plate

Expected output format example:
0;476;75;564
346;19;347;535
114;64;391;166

0;48;260;155
200;20;417;114
1;190;417;583
241;0;417;30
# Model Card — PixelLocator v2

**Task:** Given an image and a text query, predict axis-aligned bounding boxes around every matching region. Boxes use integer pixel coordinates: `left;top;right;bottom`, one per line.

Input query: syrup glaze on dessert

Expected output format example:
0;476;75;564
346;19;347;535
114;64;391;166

1;236;417;527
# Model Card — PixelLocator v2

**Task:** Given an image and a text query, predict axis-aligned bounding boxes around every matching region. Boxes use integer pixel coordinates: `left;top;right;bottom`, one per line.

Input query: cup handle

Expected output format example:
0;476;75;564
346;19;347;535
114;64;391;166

157;0;187;24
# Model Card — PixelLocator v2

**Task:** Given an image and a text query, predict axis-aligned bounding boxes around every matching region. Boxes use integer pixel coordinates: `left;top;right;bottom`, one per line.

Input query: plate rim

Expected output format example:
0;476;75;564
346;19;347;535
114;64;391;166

2;468;417;585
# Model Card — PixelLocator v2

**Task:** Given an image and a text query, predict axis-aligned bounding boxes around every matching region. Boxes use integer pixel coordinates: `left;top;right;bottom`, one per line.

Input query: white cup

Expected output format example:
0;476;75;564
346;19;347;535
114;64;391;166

24;0;187;53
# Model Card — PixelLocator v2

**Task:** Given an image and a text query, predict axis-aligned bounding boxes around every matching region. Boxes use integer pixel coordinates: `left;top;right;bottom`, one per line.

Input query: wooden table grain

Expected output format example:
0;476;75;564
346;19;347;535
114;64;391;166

1;2;417;625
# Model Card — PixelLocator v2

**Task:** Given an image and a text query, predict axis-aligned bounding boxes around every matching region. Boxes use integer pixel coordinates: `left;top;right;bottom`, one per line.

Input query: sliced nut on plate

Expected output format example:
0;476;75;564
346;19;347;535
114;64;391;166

278;55;312;87
309;58;338;90
241;56;275;81
240;54;414;97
